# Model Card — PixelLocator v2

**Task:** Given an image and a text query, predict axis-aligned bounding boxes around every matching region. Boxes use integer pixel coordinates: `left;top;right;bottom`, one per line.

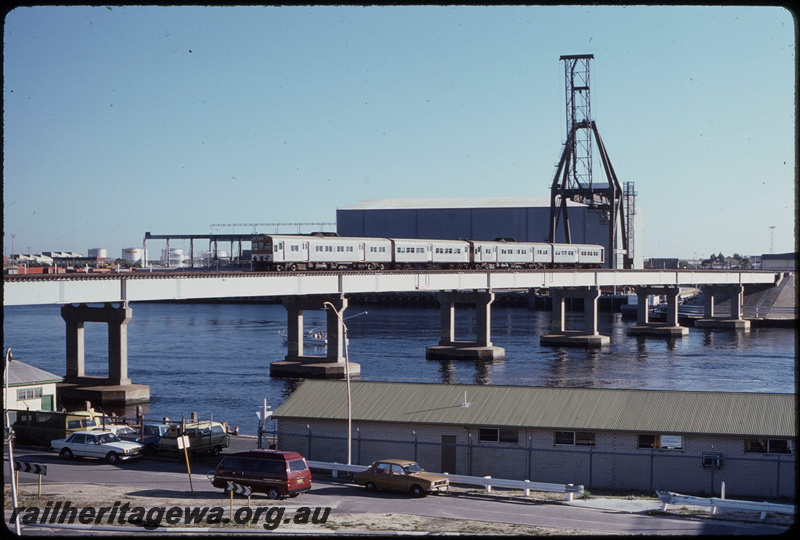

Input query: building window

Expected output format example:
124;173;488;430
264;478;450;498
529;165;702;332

638;434;683;449
17;387;42;400
478;428;518;443
555;431;596;446
745;439;792;454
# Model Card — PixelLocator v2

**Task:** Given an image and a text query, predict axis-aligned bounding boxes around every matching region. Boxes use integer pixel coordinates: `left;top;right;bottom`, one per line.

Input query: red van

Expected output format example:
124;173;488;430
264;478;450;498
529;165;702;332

209;449;312;499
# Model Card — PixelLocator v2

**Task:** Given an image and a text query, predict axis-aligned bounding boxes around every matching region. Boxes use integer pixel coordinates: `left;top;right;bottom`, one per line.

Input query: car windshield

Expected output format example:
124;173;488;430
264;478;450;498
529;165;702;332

97;433;120;444
116;427;136;435
404;463;424;474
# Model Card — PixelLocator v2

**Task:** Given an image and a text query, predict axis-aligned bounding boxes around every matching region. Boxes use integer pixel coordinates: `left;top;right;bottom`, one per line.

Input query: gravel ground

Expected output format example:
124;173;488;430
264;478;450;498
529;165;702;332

5;482;585;535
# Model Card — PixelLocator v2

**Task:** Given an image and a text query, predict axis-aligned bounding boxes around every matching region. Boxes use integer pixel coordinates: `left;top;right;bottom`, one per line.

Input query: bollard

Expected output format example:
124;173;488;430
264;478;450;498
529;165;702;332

483;476;492;493
523;479;531;497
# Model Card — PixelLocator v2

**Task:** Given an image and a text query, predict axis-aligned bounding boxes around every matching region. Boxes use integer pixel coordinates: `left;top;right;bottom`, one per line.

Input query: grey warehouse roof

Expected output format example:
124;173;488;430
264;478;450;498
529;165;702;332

6;360;63;386
273;380;796;438
338;196;583;210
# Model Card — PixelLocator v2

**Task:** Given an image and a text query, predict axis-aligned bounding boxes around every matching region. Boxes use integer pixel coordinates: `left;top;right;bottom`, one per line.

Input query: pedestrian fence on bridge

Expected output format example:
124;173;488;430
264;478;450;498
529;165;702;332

306;460;584;501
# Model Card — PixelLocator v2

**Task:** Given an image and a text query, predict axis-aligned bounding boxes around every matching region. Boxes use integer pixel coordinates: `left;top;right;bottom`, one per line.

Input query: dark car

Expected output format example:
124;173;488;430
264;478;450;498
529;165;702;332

353;459;449;497
118;423;171;453
208;449;312;500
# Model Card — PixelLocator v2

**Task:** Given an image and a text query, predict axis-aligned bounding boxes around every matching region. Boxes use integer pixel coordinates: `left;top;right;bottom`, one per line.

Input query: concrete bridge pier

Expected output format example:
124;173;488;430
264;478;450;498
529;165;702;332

695;285;750;330
540;287;610;347
627;286;689;337
426;291;505;360
58;303;149;406
270;295;362;379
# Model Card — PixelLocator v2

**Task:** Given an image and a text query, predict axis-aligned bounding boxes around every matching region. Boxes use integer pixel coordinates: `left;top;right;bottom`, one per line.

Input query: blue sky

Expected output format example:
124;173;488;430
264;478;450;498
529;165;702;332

3;5;795;260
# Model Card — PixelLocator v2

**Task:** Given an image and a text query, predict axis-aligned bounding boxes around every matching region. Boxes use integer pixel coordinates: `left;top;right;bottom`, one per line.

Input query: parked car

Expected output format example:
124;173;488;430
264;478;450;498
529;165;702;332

50;430;144;464
353;459;449;497
208;449;312;500
155;421;229;459
10;408;114;447
91;424;138;437
118;423;171;453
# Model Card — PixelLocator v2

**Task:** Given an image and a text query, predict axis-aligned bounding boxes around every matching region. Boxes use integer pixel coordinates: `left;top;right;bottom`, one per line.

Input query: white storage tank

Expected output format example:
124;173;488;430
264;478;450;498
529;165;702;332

121;247;146;265
161;248;186;267
88;247;108;259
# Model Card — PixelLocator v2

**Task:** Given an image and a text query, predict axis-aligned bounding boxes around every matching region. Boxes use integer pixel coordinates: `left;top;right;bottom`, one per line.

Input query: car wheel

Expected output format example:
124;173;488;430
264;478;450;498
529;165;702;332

212;446;222;457
364;482;377;492
106;452;121;464
267;488;281;500
410;485;426;498
60;448;74;460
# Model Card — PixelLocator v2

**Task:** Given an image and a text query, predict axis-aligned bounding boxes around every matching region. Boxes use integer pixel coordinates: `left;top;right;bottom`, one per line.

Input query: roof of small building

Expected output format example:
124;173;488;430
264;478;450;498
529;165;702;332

6;360;62;386
273;381;796;438
338;196;583;210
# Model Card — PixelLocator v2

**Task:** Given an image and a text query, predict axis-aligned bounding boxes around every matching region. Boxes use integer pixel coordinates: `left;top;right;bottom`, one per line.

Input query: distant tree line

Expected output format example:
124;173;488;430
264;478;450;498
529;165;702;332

698;253;752;269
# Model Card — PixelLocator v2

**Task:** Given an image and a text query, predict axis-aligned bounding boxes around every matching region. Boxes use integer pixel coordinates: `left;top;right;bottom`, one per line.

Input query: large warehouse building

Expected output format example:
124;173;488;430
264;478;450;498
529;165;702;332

336;196;642;268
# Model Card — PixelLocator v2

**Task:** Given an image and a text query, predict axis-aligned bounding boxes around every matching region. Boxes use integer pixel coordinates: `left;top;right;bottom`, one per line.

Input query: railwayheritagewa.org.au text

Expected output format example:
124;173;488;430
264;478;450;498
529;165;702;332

10;501;331;530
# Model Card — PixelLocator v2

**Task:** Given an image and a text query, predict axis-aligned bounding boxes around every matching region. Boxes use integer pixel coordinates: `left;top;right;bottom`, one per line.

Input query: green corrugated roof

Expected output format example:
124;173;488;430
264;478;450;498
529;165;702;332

273;381;796;438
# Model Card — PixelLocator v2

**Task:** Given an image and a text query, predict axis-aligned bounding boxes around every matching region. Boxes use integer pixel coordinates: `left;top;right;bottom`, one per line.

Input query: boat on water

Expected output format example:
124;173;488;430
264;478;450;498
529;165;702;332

278;327;328;346
278;311;368;347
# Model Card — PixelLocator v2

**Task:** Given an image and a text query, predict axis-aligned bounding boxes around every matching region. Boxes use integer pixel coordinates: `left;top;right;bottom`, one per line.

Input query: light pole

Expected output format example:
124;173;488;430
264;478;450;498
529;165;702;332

323;301;352;465
5;348;21;535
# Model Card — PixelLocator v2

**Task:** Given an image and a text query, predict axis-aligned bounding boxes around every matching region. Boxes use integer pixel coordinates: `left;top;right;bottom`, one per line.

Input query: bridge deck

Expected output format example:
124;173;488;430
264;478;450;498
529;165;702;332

3;270;783;307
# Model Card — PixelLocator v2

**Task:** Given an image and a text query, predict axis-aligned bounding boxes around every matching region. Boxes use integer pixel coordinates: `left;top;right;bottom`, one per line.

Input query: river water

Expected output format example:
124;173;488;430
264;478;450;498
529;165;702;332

3;302;795;435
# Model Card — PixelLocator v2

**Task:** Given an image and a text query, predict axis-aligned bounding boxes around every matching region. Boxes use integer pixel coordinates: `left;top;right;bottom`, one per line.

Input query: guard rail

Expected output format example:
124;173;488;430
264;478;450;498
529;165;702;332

306;461;584;500
656;490;795;520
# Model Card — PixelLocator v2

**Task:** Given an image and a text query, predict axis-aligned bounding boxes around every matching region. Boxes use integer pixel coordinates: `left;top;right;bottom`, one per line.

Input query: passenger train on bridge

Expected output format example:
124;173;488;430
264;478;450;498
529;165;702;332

251;234;604;271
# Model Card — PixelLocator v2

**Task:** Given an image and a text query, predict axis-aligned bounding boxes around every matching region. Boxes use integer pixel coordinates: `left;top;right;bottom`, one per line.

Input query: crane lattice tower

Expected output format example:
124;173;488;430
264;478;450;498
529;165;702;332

549;54;632;269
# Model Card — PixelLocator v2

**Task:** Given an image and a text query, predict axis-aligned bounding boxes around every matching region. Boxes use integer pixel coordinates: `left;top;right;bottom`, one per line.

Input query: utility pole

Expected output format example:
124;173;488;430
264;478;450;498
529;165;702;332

769;226;775;254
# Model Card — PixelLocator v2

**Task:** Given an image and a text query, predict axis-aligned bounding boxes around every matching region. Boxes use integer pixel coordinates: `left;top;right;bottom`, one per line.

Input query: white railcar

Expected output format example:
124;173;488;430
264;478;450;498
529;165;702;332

552;244;580;266
391;239;433;266
469;241;498;268
530;243;553;267
497;242;534;268
575;244;605;267
252;234;605;271
252;234;391;270
427;239;470;267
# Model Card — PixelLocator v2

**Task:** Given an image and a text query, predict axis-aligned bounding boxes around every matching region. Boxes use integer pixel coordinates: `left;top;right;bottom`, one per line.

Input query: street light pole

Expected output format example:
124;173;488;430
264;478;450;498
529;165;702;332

5;348;21;535
323;301;352;465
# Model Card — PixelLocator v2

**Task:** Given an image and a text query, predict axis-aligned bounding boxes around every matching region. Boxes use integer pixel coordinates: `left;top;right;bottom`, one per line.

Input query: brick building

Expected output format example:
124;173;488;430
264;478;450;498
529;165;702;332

273;381;795;500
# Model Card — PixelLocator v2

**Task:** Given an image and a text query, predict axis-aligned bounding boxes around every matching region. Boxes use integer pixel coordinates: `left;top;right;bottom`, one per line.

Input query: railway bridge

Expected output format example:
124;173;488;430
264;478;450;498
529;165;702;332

3;269;786;405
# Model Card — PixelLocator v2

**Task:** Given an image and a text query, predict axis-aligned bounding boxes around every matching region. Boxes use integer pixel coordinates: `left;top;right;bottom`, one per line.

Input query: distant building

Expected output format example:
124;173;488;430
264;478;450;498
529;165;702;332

761;253;796;271
336;196;644;269
274;380;795;499
644;258;679;269
4;360;62;411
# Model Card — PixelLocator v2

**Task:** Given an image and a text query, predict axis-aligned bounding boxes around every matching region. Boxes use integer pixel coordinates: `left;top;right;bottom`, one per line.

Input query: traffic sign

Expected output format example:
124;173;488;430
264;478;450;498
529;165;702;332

226;481;252;496
14;461;47;475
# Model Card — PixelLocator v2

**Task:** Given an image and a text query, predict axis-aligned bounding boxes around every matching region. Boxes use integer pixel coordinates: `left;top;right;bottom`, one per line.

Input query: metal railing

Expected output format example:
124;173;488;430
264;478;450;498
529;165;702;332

306;460;584;500
657;490;795;520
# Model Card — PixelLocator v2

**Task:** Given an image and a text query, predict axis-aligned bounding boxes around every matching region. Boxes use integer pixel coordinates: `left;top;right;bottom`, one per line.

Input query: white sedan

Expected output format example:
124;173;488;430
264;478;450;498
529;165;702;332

51;430;144;464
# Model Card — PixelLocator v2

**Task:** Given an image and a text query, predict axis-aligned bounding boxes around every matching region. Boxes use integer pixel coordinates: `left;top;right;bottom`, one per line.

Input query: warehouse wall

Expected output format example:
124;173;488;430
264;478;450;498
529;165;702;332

337;205;610;246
